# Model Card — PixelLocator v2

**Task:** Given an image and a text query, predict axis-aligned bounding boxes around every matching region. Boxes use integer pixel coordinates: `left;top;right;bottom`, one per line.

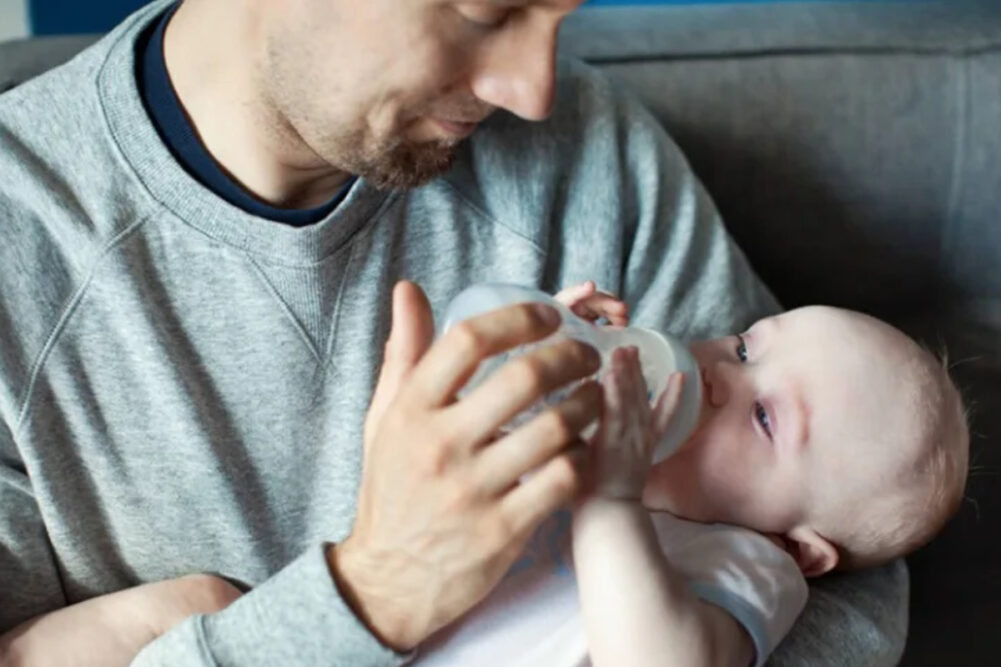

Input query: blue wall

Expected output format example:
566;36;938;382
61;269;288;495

29;0;884;36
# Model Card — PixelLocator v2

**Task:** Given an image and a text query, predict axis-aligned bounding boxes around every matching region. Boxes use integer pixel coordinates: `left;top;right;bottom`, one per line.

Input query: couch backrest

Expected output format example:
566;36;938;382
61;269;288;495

561;1;1001;317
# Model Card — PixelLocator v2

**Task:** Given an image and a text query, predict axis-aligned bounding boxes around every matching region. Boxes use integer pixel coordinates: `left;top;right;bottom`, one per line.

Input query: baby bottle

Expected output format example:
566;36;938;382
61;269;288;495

439;283;702;462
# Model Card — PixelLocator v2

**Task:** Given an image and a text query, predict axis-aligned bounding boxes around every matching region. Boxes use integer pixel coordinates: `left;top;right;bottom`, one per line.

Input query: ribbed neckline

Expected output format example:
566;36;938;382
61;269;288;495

98;0;394;266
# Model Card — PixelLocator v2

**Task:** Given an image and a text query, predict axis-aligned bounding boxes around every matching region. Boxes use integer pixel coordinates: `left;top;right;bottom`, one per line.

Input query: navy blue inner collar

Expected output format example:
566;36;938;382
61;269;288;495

136;4;354;227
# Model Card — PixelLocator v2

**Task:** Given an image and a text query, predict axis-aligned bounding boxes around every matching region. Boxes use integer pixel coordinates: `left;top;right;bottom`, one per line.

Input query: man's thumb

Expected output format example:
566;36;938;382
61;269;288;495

385;280;434;372
366;281;435;439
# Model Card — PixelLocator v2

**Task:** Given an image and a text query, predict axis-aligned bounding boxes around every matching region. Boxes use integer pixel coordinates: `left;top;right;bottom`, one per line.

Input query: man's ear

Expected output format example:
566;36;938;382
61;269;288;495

779;526;840;578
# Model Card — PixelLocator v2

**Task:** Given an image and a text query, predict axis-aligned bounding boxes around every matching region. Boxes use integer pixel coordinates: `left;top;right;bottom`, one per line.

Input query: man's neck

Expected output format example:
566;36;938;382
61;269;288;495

163;0;351;209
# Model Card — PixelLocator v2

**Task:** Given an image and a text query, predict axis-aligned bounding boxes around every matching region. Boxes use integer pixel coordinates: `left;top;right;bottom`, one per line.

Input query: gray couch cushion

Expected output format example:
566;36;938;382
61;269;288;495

0;35;99;94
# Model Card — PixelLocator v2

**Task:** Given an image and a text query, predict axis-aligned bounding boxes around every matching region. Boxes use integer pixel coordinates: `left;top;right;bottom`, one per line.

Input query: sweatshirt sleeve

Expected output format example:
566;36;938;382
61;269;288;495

0;418;68;633
131;545;414;666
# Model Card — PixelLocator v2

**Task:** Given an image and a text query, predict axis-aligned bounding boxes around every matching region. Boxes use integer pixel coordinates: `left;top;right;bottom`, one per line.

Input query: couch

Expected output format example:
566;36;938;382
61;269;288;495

1;1;998;664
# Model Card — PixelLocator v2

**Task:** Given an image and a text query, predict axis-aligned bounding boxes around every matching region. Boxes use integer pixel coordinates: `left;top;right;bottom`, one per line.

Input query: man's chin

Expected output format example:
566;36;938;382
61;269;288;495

360;139;458;190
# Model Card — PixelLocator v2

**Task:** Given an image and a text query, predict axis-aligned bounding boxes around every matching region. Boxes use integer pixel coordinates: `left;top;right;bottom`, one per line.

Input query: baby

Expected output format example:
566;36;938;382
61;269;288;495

3;283;967;667
414;281;969;666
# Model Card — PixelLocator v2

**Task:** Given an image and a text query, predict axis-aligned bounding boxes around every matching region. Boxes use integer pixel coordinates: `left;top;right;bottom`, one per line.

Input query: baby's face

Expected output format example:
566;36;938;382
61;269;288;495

642;306;921;542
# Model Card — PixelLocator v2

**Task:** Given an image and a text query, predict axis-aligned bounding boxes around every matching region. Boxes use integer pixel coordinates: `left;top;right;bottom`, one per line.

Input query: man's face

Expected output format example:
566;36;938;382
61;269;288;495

641;307;916;539
259;0;585;189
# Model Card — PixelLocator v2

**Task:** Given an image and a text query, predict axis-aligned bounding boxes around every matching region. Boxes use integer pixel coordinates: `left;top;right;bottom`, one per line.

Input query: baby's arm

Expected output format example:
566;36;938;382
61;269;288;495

572;347;753;667
0;574;241;666
574;499;753;667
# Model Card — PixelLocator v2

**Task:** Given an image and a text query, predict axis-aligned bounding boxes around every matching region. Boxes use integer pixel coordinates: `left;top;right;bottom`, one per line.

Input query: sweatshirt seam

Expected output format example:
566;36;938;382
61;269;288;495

323;239;361;364
580;43;1001;66
246;256;323;363
439;179;546;255
15;215;155;436
193;614;222;666
93;5;173;218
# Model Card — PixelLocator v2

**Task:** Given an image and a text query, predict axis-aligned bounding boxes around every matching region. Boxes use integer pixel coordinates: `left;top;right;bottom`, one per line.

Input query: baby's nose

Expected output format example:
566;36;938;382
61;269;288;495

706;359;744;407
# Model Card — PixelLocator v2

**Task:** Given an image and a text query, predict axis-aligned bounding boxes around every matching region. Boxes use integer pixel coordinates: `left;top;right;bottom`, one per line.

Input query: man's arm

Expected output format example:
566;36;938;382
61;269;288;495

130;286;602;665
0;416;246;666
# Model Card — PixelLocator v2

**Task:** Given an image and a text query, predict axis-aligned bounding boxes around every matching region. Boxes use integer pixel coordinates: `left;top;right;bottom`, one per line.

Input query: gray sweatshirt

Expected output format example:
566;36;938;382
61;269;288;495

0;1;906;665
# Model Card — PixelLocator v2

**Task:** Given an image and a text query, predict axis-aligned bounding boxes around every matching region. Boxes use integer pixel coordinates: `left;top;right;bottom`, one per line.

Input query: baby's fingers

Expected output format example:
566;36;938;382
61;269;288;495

553;281;597;309
652;372;685;439
583;292;629;327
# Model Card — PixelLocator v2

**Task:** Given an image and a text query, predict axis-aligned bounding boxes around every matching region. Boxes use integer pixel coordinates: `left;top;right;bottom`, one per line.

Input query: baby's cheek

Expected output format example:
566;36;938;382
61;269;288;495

641;454;701;514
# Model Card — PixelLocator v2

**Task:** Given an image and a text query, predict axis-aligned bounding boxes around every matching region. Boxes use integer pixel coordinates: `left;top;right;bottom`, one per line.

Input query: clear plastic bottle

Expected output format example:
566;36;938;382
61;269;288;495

439;283;702;462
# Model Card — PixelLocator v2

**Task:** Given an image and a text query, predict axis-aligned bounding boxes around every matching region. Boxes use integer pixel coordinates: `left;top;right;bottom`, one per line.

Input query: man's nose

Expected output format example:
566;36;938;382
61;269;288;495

469;18;558;121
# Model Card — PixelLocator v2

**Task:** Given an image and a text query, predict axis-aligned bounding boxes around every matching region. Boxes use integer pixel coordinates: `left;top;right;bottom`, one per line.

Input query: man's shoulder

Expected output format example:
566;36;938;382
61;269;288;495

0;31;152;262
442;58;668;242
464;57;650;163
0;31;111;145
0;35;159;414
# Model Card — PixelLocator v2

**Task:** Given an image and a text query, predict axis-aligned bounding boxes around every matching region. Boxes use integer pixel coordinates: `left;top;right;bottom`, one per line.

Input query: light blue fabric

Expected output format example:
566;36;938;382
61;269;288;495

690;582;774;667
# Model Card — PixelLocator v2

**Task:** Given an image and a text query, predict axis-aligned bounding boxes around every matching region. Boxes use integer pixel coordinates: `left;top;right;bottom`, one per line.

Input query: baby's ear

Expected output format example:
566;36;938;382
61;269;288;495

780;526;839;578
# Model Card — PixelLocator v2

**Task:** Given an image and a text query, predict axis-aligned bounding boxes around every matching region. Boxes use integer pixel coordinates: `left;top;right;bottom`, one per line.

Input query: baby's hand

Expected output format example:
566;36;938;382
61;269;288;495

553;281;629;327
587;347;684;501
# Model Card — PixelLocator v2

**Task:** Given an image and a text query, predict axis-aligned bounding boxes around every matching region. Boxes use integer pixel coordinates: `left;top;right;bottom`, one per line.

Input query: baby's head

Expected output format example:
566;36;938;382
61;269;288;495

643;306;968;575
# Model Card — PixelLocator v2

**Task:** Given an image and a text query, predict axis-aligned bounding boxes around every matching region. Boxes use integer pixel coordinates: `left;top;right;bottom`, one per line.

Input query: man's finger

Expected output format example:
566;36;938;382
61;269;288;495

472;381;602;496
404;302;565;408
442;337;600;446
499;451;583;538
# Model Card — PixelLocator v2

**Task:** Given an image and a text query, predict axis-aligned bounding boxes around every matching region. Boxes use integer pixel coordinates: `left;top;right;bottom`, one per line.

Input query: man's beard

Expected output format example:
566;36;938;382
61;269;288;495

341;133;459;191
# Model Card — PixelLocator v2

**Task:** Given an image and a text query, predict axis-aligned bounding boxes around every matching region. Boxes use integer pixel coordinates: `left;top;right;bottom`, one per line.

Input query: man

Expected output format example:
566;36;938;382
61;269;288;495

0;0;906;664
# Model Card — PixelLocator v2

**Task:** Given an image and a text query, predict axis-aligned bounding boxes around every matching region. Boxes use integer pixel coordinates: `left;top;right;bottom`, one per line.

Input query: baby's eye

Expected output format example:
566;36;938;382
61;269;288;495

754;401;773;439
735;334;748;362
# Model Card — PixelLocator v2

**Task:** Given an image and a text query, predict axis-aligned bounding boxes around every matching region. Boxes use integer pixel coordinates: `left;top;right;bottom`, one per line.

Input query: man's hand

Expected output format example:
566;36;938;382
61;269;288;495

330;280;603;651
586;347;683;501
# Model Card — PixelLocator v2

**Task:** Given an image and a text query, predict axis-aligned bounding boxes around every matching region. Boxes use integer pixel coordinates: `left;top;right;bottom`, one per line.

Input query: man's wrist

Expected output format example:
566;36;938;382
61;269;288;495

325;541;421;652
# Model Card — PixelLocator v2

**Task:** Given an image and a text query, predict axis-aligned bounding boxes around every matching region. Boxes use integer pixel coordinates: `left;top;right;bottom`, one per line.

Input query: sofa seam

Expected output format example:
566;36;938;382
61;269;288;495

583;43;1001;66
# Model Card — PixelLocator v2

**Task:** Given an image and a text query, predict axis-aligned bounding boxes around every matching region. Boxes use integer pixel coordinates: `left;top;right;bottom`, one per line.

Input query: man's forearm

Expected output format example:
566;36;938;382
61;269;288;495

572;499;753;667
0;575;240;667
